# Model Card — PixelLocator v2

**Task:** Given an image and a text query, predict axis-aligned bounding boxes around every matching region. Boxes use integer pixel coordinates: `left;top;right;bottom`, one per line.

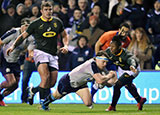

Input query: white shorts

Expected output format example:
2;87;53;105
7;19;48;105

118;65;141;78
33;49;59;70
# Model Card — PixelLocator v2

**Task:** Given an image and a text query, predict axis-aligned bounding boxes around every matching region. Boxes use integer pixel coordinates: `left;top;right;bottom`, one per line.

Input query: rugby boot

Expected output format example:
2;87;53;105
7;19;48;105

137;97;147;110
27;87;34;105
39;99;50;111
0;100;7;106
105;105;116;111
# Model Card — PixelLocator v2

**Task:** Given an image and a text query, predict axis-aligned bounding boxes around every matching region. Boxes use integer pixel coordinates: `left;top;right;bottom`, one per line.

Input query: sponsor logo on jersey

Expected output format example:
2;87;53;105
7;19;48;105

43;31;56;37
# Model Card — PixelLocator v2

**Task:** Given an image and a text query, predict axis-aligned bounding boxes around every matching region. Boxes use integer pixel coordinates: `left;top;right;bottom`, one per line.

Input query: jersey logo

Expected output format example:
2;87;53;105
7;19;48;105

53;23;57;28
47;27;51;31
43;31;56;37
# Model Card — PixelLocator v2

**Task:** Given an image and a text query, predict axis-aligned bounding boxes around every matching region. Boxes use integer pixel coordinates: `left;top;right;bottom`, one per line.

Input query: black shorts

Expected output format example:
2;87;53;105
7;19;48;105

0;51;20;77
118;73;135;86
57;74;88;96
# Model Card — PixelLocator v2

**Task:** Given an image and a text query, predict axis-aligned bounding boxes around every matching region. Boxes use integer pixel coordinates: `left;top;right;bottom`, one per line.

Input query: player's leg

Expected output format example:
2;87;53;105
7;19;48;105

41;74;69;110
37;63;51;104
41;89;63;110
76;88;93;109
0;73;17;89
125;83;147;110
21;60;35;103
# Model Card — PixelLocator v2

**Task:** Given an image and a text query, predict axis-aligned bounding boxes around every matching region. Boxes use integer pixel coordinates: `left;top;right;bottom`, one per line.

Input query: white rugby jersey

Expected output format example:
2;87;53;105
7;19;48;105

69;58;109;88
2;28;35;63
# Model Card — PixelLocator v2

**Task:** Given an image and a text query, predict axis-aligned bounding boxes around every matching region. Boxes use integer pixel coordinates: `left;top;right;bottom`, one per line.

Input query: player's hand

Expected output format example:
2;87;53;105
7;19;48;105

130;66;137;73
6;46;15;56
60;46;68;54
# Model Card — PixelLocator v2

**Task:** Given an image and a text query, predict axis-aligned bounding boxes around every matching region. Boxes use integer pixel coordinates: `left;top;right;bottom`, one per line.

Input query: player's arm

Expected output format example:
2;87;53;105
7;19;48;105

126;52;138;73
59;30;69;54
93;71;116;84
6;31;29;55
95;40;103;55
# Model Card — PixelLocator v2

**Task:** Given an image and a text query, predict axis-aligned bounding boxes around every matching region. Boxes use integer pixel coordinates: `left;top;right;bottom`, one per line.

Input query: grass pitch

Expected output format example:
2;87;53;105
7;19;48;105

0;104;160;115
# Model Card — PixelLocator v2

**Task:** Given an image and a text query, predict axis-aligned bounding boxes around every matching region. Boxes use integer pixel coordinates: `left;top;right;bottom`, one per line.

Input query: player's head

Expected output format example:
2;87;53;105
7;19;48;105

41;1;53;20
110;35;122;55
118;22;130;38
21;17;30;32
95;50;109;70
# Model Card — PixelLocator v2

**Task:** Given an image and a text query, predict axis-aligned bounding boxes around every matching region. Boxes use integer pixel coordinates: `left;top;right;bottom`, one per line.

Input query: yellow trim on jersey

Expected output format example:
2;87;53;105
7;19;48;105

40;16;53;22
115;49;123;56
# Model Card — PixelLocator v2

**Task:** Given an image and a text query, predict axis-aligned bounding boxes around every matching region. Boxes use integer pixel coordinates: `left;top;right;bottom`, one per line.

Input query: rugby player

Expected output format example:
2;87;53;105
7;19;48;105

6;1;69;106
40;51;118;110
0;18;34;106
105;35;147;111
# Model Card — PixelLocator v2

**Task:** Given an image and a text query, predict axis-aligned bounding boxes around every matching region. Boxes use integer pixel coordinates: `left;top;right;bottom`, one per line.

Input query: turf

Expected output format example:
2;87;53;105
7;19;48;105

0;104;160;115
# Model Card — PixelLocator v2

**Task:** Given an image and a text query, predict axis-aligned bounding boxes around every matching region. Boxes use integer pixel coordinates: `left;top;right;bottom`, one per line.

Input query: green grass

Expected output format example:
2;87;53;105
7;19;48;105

0;104;160;115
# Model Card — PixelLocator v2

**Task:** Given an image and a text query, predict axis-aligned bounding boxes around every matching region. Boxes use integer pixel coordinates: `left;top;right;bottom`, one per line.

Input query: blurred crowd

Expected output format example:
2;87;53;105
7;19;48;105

0;0;160;71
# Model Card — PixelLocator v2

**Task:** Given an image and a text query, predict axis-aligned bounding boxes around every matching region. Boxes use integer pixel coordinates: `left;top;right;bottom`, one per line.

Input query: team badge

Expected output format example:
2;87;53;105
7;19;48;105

53;23;57;28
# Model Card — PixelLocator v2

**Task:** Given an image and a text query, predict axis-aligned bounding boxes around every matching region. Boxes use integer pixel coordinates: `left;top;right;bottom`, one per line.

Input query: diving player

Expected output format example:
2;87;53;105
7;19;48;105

41;51;118;110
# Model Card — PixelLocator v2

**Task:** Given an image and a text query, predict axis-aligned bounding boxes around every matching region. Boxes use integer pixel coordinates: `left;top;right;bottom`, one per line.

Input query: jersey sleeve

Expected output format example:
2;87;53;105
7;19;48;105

26;22;35;35
2;29;17;44
56;18;64;33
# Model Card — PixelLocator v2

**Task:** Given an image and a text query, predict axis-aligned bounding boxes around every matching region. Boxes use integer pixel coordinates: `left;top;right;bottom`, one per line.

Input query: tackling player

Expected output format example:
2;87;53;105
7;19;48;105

40;51;118;110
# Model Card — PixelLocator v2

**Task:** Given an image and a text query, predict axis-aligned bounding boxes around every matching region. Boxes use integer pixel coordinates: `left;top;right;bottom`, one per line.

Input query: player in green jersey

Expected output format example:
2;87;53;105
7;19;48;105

105;35;146;111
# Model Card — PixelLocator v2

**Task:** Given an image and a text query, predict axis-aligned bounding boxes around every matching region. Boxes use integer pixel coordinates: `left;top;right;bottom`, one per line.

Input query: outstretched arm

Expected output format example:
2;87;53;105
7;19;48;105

6;31;29;55
59;30;69;54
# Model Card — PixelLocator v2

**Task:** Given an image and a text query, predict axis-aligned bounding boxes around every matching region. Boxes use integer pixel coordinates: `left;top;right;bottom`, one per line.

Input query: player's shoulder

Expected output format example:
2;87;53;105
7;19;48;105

52;16;63;24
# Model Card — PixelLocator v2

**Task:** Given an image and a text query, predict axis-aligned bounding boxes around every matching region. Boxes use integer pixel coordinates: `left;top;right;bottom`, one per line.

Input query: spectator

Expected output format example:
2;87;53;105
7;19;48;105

0;4;16;36
67;0;76;19
31;4;40;18
81;15;104;49
128;27;154;70
78;0;90;17
66;35;94;70
15;3;27;27
110;0;128;29
146;0;160;47
80;3;112;31
67;8;85;51
115;0;147;29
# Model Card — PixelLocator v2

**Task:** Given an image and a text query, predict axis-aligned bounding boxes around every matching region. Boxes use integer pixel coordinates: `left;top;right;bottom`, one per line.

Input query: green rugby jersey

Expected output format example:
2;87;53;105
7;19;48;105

105;48;139;70
26;16;64;55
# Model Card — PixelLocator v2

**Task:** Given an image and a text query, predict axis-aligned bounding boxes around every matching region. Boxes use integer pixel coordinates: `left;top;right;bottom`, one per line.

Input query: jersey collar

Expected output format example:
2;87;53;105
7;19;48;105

115;49;123;56
40;16;53;22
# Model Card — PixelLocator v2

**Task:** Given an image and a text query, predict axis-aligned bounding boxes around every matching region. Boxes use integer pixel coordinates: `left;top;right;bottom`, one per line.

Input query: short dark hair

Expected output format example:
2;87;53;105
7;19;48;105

119;22;131;30
41;1;52;9
111;35;122;47
21;18;30;25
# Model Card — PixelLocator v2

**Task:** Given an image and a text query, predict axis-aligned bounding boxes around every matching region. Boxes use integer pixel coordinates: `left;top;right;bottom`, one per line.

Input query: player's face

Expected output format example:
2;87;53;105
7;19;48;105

110;42;119;54
21;24;29;32
96;56;108;70
119;26;129;37
41;6;53;19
